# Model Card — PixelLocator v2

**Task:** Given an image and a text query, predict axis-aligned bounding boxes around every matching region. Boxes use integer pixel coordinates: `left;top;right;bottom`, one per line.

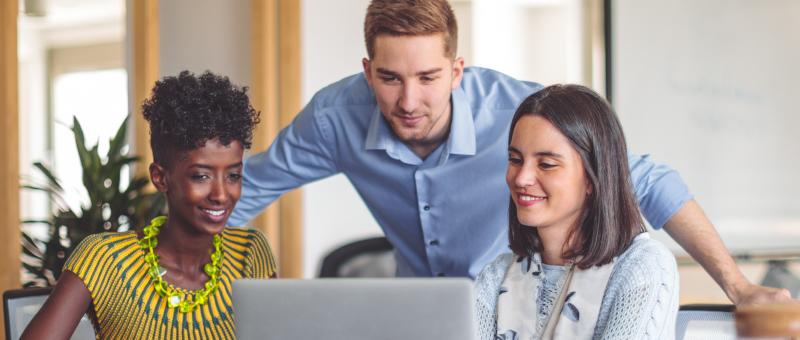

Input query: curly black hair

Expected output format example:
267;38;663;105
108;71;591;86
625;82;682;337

141;71;260;169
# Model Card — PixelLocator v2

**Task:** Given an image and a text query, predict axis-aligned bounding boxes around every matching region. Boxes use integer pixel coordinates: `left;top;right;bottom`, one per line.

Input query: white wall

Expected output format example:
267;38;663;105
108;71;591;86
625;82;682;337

471;0;588;86
159;0;251;86
18;17;51;239
612;0;800;254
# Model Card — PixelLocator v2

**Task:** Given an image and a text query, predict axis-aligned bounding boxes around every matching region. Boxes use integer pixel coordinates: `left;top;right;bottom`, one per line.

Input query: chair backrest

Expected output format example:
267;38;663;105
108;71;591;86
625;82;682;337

3;287;96;340
676;304;736;340
319;237;395;278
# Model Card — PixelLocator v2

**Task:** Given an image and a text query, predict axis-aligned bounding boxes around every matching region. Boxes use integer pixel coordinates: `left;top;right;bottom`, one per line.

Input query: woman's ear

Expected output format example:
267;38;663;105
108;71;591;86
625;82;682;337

586;182;593;196
149;163;169;193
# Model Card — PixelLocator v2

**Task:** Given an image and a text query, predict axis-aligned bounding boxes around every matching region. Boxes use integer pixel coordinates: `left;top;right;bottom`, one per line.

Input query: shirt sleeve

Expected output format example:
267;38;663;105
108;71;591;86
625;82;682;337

63;233;110;295
228;96;340;226
627;149;694;229
243;229;278;278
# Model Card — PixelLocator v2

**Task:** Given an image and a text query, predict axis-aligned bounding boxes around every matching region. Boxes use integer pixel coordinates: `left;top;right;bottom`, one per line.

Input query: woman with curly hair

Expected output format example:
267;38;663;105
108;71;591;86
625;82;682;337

22;71;276;340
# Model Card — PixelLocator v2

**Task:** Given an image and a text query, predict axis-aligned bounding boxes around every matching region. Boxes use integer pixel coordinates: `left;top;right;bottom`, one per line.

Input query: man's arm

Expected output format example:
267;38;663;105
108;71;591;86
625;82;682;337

663;199;798;306
627;150;798;306
228;101;340;226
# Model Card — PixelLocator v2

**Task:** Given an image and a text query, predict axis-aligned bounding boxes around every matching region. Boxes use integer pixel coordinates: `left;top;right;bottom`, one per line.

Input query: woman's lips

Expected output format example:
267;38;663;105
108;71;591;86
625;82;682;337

516;193;545;207
200;208;227;223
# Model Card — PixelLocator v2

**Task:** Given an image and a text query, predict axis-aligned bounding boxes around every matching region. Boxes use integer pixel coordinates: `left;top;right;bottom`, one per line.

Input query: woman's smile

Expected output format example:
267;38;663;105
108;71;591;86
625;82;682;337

516;193;546;207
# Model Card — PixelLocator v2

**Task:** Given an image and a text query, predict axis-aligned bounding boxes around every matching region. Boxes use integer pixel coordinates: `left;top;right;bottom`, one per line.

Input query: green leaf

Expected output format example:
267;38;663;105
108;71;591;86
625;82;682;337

21;232;44;259
33;162;63;190
21;220;52;224
72;117;92;171
108;117;129;160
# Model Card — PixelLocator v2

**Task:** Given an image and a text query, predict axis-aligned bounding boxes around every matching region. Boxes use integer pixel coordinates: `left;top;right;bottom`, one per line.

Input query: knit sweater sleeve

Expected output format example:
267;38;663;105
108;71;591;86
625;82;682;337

474;253;515;340
592;237;680;340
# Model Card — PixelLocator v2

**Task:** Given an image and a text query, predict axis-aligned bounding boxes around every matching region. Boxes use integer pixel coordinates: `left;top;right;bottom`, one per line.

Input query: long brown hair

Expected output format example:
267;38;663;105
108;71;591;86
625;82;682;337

507;84;645;269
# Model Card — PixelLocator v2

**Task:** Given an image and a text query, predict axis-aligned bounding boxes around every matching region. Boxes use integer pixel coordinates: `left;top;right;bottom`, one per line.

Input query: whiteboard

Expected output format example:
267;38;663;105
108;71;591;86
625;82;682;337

610;0;800;254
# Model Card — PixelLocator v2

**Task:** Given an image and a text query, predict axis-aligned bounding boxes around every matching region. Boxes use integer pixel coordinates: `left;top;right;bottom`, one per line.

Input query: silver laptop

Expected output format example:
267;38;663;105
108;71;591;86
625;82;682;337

233;278;478;340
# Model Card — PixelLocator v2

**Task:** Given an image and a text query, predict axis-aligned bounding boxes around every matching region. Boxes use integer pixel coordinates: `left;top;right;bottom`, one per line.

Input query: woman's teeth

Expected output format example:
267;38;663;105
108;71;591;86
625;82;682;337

203;209;224;216
520;196;544;201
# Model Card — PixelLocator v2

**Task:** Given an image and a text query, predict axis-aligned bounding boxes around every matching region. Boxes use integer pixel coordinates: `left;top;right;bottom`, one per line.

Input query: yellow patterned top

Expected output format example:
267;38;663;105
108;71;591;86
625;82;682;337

64;227;276;340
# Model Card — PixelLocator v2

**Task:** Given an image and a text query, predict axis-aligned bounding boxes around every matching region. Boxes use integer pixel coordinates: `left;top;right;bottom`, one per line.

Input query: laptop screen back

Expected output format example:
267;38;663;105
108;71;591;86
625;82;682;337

233;278;477;340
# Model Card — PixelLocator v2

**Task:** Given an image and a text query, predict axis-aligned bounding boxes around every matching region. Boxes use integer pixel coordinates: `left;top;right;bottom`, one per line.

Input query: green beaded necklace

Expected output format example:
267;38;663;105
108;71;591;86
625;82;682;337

139;216;224;313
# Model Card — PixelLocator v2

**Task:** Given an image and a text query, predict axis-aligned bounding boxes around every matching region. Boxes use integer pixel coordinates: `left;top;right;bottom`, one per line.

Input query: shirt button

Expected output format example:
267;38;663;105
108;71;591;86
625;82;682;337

437;273;445;277
423;205;430;211
429;240;439;246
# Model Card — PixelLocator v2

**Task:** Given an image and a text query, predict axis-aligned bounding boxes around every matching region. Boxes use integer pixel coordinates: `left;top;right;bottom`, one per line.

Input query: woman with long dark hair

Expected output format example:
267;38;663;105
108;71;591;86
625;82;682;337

474;84;678;340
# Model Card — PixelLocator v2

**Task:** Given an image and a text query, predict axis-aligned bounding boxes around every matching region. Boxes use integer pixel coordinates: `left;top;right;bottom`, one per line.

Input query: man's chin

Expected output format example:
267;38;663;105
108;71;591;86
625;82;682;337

394;131;428;144
389;125;428;143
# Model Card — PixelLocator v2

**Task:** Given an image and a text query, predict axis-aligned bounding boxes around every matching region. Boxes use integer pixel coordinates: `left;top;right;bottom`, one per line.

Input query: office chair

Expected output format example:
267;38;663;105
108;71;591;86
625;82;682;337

675;304;736;340
319;236;395;278
3;287;95;340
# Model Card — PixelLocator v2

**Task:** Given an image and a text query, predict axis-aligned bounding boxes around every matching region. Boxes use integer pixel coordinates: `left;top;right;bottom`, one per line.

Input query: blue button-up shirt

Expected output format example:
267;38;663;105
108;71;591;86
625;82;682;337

228;67;693;278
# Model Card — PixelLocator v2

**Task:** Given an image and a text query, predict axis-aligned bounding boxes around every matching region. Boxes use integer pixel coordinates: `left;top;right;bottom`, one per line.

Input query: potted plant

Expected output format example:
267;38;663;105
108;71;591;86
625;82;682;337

20;116;167;287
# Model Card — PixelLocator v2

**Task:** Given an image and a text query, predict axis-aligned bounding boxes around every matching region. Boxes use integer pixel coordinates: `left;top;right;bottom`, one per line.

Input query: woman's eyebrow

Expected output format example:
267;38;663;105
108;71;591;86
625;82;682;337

535;151;564;158
507;146;564;159
186;162;243;169
188;164;212;169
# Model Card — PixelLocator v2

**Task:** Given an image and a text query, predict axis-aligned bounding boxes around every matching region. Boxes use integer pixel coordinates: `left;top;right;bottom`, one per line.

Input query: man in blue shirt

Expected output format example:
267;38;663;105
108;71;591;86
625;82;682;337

229;0;794;305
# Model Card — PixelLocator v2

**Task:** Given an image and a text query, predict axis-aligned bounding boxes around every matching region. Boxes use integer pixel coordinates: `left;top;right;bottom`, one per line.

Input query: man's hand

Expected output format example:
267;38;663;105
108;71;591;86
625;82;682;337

731;283;799;307
663;199;800;306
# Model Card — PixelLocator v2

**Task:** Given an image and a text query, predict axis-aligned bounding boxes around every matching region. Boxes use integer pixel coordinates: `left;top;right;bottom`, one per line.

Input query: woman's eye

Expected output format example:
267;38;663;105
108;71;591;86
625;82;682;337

508;157;522;165
539;162;555;169
192;174;210;180
228;173;242;180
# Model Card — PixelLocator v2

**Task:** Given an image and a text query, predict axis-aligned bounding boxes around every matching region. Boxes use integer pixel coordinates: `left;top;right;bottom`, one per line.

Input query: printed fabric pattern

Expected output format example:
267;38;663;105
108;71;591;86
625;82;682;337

63;227;277;340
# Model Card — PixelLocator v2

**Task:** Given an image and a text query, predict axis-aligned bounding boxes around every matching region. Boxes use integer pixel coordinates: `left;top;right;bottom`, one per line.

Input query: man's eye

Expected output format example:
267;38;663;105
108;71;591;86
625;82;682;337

192;174;210;180
382;77;399;83
421;77;434;82
228;173;242;180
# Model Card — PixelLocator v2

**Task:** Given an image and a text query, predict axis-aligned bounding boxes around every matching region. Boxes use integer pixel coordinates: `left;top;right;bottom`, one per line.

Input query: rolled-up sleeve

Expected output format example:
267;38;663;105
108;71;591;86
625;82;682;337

627;150;694;229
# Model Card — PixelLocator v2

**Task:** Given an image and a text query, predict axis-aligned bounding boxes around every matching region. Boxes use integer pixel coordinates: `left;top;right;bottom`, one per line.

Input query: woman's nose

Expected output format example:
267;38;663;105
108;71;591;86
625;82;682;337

208;178;228;204
515;166;536;188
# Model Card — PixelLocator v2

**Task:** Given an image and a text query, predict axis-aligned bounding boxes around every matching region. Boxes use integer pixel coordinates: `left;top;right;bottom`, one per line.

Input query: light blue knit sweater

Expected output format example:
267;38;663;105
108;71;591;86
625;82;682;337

473;233;680;340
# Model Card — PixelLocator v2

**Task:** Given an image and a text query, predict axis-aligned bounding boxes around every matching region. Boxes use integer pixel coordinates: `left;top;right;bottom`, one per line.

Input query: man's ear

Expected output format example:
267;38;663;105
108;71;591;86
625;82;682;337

362;58;374;89
451;57;465;91
149;163;169;194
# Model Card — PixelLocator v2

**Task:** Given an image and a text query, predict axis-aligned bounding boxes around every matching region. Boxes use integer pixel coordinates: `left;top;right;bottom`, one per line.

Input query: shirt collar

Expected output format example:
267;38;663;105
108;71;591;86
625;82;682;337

365;86;476;159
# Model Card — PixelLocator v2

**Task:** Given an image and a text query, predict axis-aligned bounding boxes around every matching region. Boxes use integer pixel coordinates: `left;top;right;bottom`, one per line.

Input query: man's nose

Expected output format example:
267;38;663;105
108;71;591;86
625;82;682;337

398;83;421;114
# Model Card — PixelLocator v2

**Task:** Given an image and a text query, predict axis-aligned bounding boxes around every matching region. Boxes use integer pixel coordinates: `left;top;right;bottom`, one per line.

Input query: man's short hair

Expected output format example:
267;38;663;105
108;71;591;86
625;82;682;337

364;0;458;60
